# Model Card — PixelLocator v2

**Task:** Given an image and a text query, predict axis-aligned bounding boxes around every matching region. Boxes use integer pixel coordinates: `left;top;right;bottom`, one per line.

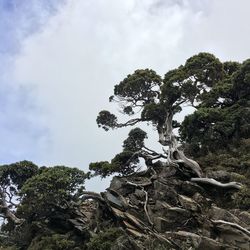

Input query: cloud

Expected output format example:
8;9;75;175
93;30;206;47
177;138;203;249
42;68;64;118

2;0;250;191
0;0;66;163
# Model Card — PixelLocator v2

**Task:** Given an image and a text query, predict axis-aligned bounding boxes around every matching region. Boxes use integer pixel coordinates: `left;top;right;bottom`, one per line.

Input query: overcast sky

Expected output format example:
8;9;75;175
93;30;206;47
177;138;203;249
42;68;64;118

1;0;250;191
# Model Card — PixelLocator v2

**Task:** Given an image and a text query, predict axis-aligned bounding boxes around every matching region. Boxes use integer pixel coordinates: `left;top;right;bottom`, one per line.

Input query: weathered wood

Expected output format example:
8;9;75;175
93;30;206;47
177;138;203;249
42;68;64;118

191;178;242;190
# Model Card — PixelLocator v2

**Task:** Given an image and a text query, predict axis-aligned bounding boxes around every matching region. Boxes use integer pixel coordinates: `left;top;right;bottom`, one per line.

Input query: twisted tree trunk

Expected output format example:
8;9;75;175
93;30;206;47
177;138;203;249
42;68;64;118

158;111;202;177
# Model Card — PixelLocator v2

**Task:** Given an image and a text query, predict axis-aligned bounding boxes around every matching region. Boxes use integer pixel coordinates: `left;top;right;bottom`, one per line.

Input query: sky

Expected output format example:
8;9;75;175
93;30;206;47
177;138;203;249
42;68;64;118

0;0;250;191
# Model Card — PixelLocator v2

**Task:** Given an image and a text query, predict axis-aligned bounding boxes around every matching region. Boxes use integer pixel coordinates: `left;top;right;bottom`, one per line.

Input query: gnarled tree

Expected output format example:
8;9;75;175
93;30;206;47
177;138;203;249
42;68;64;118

90;52;249;186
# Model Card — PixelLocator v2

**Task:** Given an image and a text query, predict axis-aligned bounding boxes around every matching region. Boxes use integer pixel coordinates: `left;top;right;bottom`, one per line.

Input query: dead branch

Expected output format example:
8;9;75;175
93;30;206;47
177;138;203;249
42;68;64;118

143;190;153;226
212;220;250;237
124;181;153;227
191;178;242;190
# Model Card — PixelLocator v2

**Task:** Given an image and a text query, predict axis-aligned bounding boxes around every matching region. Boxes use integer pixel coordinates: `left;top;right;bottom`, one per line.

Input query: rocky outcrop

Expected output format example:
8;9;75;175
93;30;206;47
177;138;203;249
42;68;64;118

76;163;250;249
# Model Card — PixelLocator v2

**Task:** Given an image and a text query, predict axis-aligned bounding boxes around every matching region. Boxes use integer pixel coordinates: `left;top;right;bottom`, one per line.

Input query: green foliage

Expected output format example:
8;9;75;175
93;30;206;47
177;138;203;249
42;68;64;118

233;186;250;209
28;233;82;250
0;165;89;249
184;52;224;87
96;110;118;131
123;127;147;152
141;103;167;124
0;161;38;190
90;151;139;178
181;99;250;157
113;69;162;106
86;227;124;250
18;166;88;221
93;52;250;177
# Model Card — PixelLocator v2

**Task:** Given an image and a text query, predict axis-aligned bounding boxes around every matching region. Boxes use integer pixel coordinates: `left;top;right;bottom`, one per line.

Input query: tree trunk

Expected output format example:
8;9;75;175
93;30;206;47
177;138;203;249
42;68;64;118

158;111;203;177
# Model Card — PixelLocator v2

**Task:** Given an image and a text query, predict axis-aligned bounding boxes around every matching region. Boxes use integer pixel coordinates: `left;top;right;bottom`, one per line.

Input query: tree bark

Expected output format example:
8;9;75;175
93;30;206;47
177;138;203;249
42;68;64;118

158;111;203;177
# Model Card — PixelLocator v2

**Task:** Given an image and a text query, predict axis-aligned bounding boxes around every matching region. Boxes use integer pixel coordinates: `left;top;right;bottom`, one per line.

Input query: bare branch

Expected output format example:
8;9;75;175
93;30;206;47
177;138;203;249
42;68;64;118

143;189;153;226
191;178;242;190
117;118;143;128
124;181;153;226
212;220;250;237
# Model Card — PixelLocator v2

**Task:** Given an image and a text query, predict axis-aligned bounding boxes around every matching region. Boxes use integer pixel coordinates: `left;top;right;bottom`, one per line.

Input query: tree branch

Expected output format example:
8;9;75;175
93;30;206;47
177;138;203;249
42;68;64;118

143;189;153;226
0;187;23;225
117;118;143;128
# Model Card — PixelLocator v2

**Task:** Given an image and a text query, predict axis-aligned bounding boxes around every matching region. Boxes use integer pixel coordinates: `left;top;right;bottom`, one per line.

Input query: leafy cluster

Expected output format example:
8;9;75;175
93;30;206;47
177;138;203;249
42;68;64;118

180;59;250;156
18;166;87;221
0;162;89;249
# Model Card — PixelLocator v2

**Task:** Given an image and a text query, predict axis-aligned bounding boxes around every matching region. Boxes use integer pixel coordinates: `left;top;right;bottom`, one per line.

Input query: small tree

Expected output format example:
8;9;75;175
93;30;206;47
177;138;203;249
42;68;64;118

0;163;89;249
0;161;38;224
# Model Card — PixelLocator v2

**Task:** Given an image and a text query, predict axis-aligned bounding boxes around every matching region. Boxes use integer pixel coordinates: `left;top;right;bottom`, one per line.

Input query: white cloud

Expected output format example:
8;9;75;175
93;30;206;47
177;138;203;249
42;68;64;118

9;0;250;191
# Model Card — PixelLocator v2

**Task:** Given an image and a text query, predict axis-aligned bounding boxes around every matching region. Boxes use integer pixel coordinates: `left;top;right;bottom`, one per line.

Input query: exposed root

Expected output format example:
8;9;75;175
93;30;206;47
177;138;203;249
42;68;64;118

124;181;153;227
191;178;242;190
143;190;153;226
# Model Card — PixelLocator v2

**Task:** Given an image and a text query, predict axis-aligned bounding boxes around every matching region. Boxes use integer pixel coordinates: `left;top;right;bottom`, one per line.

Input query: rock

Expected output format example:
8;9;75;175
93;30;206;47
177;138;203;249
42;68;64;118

153;180;178;204
239;211;250;226
110;177;124;191
124;212;146;231
181;181;205;196
209;206;249;229
158;165;177;178
152;200;171;216
214;223;250;249
134;188;145;199
78;161;249;250
178;194;200;211
104;190;127;210
128;193;142;206
153;216;171;233
231;210;250;227
111;206;126;219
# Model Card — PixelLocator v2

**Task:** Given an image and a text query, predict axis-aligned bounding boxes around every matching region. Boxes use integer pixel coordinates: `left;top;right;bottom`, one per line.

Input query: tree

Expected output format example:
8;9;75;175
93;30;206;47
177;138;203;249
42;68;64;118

18;166;88;222
180;59;250;156
0;163;89;249
0;161;38;225
90;52;249;178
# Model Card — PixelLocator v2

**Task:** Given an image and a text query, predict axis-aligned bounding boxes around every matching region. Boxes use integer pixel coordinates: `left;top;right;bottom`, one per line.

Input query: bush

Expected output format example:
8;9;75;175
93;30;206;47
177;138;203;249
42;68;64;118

86;228;124;250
